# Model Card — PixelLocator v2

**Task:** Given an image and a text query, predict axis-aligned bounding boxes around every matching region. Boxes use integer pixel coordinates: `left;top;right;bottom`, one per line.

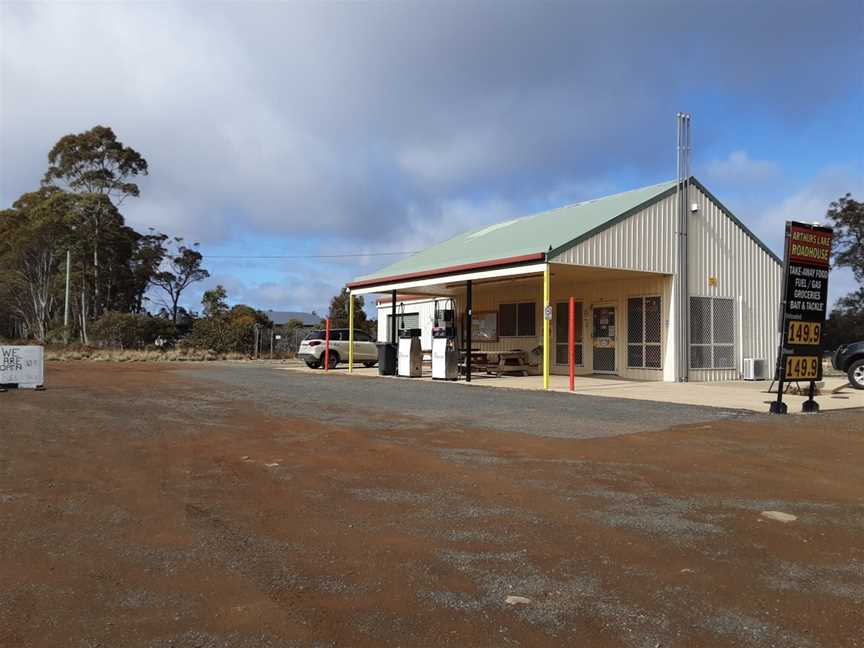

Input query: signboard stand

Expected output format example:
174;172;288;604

802;381;819;413
770;221;832;415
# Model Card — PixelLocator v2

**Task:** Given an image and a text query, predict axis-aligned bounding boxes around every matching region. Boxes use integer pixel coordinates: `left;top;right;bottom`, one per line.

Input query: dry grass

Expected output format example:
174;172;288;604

43;347;254;363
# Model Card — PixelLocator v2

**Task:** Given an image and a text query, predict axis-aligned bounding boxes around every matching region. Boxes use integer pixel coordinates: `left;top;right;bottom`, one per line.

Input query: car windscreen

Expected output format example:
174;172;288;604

305;330;327;340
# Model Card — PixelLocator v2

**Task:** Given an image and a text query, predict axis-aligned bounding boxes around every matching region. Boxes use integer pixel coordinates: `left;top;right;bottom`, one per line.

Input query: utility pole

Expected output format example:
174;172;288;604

64;249;71;344
253;324;259;360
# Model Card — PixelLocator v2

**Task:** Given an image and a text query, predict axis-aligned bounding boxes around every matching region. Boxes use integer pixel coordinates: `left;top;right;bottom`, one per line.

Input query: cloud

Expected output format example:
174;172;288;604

749;166;864;304
3;1;861;252
2;1;861;312
756;166;863;241
705;151;781;184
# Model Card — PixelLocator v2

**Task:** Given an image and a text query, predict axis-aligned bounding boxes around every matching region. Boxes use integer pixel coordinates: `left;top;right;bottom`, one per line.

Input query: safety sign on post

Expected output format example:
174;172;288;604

770;221;832;414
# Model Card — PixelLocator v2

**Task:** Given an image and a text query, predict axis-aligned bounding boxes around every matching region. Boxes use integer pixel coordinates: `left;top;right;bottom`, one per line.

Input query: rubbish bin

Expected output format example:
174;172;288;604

377;342;397;375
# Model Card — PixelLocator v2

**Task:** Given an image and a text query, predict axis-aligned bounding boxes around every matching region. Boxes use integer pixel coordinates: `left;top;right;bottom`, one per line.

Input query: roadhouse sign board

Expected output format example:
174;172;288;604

778;221;832;382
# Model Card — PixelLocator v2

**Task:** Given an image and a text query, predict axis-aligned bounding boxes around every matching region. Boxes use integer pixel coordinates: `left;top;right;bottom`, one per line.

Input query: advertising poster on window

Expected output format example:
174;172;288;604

777;221;832;383
470;311;498;342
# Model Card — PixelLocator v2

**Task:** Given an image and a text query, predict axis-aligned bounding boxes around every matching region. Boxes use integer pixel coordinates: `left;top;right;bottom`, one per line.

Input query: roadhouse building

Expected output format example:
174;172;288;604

346;177;782;386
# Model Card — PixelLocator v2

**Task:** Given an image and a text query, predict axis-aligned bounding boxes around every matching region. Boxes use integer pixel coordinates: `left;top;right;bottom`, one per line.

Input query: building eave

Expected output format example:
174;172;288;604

347;252;547;291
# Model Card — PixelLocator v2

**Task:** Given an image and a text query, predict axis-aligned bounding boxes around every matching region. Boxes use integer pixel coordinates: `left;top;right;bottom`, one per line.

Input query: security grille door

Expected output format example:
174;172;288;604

592;306;616;373
555;301;583;366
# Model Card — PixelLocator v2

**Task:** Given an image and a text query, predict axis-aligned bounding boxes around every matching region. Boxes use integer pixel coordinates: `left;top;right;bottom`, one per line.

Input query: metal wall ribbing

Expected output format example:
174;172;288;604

687;184;782;381
551;183;782;382
550;191;678;274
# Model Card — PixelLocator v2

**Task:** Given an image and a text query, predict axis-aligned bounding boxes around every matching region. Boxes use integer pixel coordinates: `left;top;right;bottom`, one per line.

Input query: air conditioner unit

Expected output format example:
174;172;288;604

742;358;766;380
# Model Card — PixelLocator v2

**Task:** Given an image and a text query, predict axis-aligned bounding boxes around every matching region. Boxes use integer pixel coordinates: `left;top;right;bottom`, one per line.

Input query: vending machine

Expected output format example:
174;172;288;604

431;299;458;380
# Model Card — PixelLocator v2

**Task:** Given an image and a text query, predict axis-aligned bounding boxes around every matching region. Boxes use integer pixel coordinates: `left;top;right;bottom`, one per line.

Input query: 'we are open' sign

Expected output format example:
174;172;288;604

0;346;45;389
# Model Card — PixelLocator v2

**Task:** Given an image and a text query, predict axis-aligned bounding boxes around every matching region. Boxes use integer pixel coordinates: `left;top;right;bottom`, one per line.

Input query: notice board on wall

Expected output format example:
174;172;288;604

470;311;498;342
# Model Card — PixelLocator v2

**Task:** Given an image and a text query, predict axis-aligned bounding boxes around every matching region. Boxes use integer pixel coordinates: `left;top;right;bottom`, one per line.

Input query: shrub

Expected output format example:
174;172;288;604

187;305;270;355
91;312;176;350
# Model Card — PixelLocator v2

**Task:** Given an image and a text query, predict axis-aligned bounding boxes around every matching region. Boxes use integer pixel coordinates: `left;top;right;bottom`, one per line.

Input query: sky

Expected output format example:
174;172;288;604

1;0;862;317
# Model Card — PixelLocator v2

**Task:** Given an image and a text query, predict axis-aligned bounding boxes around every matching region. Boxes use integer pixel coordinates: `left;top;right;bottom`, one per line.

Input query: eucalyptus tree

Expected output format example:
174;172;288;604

826;193;864;283
0;188;76;342
150;240;210;323
42;125;148;317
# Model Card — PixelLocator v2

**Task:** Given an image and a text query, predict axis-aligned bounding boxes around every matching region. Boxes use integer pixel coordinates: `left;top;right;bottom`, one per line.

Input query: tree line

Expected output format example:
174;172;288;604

0;126;266;353
1;125;856;353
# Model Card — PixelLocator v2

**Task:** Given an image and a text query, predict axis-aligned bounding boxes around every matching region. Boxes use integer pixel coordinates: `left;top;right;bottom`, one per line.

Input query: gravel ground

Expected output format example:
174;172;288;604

179;362;749;438
0;362;862;647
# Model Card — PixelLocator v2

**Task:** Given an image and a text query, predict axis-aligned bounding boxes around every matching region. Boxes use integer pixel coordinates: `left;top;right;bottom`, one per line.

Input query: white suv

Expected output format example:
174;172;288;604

297;329;378;369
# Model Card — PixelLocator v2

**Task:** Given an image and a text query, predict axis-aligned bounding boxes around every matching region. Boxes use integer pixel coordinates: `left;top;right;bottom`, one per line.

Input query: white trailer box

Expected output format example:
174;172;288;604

0;346;45;389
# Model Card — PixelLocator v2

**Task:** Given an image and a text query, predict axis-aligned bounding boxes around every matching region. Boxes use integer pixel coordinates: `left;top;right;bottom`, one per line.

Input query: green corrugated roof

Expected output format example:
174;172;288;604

353;179;677;284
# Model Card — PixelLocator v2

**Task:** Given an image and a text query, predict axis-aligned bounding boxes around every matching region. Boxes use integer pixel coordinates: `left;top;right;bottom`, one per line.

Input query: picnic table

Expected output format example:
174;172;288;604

459;350;531;376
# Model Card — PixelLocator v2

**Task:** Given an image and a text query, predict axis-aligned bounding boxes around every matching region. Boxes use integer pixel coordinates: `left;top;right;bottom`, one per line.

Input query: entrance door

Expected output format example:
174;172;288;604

592;306;616;373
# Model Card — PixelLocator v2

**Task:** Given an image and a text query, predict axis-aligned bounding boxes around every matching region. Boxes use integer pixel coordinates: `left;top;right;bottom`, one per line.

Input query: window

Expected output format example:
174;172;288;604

690;297;735;369
500;302;536;337
386;313;419;342
354;330;372;342
305;330;326;340
627;296;662;369
555;301;583;365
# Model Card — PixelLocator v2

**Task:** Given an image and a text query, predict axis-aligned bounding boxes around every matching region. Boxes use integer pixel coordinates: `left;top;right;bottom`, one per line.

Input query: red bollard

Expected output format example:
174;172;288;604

568;297;575;392
324;318;330;372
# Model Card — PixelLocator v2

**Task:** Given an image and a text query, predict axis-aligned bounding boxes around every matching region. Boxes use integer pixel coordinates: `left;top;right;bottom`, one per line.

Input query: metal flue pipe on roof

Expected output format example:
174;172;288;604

676;112;692;382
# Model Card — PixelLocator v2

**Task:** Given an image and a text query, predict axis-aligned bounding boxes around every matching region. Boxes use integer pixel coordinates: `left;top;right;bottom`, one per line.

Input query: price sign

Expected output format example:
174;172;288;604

786;320;821;346
784;355;820;380
777;221;832;383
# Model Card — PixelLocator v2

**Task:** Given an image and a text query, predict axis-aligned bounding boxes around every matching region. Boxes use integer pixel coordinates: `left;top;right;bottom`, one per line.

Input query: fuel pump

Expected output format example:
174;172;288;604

397;302;422;377
431;298;458;380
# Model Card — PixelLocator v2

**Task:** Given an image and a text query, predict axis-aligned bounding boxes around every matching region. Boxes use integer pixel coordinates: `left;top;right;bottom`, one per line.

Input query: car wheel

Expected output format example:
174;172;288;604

305;360;320;369
363;361;376;368
848;359;864;390
326;352;340;369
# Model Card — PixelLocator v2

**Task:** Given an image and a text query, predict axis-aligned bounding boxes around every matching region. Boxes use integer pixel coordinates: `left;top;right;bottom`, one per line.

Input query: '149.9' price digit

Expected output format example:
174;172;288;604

787;320;821;345
784;355;819;380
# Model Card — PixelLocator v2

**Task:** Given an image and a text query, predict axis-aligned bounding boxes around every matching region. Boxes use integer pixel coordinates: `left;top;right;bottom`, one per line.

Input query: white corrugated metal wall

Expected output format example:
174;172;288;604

551;184;782;381
376;298;438;350
552;191;678;273
687;184;782;381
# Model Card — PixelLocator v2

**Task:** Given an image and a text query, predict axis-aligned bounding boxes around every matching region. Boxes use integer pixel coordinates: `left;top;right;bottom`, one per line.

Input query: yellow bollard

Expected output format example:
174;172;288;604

543;265;550;390
348;291;354;373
